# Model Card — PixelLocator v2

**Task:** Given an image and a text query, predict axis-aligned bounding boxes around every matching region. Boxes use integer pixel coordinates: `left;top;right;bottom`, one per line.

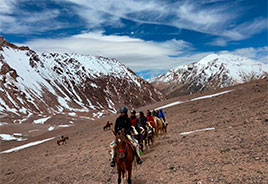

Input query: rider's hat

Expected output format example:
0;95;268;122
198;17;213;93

130;109;136;114
120;106;128;114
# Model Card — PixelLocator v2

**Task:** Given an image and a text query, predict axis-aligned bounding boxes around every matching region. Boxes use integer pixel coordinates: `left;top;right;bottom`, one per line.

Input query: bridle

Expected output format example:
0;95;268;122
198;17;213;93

116;135;127;159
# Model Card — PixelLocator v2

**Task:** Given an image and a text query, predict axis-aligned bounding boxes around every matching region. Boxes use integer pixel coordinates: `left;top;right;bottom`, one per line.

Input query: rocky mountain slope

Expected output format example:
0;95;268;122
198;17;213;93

0;36;164;118
149;54;268;98
1;78;267;183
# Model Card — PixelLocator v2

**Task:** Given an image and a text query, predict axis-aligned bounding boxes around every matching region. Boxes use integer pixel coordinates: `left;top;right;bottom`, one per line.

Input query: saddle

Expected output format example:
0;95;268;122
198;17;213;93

119;136;136;153
131;126;139;136
145;124;153;134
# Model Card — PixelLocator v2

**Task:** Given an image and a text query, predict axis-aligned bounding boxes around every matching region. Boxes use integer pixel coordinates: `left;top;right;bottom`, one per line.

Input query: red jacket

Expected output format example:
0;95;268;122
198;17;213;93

130;117;138;127
146;115;156;128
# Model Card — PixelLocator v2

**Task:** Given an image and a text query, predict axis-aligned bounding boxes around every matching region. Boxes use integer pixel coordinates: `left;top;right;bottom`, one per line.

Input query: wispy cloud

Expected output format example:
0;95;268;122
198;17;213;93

219;47;268;63
56;0;266;46
210;17;268;46
1;0;266;45
59;0;234;34
0;0;68;34
23;31;193;71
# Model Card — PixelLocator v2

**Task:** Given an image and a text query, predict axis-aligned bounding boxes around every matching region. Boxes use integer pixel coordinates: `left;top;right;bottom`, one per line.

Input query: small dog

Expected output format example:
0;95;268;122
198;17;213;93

57;136;69;145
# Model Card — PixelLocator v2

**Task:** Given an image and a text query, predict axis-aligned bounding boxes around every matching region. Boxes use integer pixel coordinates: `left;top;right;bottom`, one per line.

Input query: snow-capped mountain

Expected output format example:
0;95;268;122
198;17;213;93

0;36;164;118
149;54;268;97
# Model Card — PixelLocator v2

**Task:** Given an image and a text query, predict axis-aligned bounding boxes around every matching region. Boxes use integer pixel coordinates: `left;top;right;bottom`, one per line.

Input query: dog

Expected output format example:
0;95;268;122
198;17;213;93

57;136;69;145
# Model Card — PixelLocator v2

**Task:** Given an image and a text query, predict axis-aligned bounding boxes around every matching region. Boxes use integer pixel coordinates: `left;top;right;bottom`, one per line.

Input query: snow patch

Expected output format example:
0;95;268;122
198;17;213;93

68;112;77;116
0;134;27;141
0;122;8;126
28;129;39;133
33;117;51;124
156;90;232;110
58;125;71;128
92;111;104;118
0;137;55;154
13;133;22;136
48;126;54;131
180;128;215;135
190;90;232;101
155;101;183;110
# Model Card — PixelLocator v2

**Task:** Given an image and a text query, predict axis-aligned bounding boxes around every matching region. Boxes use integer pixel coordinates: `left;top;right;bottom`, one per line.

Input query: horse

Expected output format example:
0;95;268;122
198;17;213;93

113;130;135;184
57;136;69;145
162;120;168;133
133;127;148;152
153;116;164;138
103;121;113;131
145;124;154;146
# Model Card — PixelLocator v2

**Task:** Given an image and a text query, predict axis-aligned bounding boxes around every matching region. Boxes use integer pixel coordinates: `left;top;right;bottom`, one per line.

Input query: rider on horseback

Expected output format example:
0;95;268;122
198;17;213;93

158;109;166;122
139;111;147;137
110;106;143;167
146;110;156;128
130;109;140;137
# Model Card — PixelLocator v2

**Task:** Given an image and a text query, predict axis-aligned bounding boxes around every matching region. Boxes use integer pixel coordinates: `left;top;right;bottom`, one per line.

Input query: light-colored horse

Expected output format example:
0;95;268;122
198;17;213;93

153;116;164;138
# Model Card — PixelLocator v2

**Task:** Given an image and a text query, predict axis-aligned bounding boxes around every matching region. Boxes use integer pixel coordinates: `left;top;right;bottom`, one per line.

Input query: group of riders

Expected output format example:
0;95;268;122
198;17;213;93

109;106;167;167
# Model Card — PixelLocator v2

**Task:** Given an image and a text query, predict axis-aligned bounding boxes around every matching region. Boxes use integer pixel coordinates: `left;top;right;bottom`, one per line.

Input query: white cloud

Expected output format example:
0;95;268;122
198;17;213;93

23;31;193;71
56;0;267;46
0;0;17;14
209;17;268;46
223;18;268;40
1;0;266;46
22;31;267;73
0;1;67;34
219;47;268;64
59;0;234;35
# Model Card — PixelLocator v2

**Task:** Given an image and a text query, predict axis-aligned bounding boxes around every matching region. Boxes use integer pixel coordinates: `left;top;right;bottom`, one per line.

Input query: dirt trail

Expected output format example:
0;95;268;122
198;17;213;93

1;79;268;184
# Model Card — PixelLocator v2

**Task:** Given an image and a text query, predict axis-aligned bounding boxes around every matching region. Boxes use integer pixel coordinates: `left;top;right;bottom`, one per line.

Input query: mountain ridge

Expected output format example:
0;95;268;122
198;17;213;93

149;53;268;98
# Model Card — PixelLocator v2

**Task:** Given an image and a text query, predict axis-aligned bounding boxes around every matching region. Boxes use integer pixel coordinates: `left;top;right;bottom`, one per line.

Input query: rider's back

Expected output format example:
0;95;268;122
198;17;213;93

115;115;131;134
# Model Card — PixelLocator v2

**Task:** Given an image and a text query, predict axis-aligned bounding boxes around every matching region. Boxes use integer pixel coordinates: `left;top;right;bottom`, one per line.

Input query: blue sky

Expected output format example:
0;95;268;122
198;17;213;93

0;0;267;79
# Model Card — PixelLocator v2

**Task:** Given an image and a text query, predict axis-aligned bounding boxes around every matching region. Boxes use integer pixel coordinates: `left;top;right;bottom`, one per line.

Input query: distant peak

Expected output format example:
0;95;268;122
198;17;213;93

0;35;30;51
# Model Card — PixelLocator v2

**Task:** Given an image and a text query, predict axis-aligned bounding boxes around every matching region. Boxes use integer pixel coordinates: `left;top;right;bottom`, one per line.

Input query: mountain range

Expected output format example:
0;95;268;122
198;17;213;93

0;36;164;118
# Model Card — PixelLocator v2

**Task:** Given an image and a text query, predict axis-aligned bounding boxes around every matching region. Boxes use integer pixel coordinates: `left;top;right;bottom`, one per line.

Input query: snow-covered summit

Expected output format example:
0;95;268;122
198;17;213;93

150;53;268;97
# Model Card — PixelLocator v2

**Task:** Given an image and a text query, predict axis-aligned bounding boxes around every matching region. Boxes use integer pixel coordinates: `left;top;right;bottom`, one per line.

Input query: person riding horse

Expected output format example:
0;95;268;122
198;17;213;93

139;111;147;137
110;106;143;167
146;110;156;129
130;109;140;137
158;109;166;122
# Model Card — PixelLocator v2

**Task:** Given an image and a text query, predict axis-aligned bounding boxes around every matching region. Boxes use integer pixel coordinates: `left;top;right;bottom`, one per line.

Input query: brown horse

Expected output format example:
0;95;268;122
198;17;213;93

113;130;134;184
146;124;154;146
133;127;147;152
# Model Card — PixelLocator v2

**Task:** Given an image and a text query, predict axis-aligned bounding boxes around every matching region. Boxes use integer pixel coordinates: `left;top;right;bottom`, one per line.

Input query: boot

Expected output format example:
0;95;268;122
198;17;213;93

110;158;115;167
137;156;142;165
110;149;116;167
135;147;142;165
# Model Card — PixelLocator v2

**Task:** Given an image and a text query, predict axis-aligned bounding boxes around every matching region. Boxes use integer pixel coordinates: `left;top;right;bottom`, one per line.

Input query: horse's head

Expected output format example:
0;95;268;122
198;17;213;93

115;132;127;160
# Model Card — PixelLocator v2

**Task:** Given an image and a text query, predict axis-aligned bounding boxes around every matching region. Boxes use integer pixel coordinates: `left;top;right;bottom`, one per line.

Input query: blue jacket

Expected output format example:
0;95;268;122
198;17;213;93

158;110;165;119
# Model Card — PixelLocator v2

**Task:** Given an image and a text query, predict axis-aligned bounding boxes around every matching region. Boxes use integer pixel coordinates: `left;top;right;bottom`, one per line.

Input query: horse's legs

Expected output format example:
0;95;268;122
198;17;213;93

118;173;121;184
150;136;154;145
127;168;132;184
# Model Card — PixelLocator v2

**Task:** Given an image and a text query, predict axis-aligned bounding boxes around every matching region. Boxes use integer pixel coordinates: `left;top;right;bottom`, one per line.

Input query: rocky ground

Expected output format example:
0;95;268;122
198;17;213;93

1;79;268;184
